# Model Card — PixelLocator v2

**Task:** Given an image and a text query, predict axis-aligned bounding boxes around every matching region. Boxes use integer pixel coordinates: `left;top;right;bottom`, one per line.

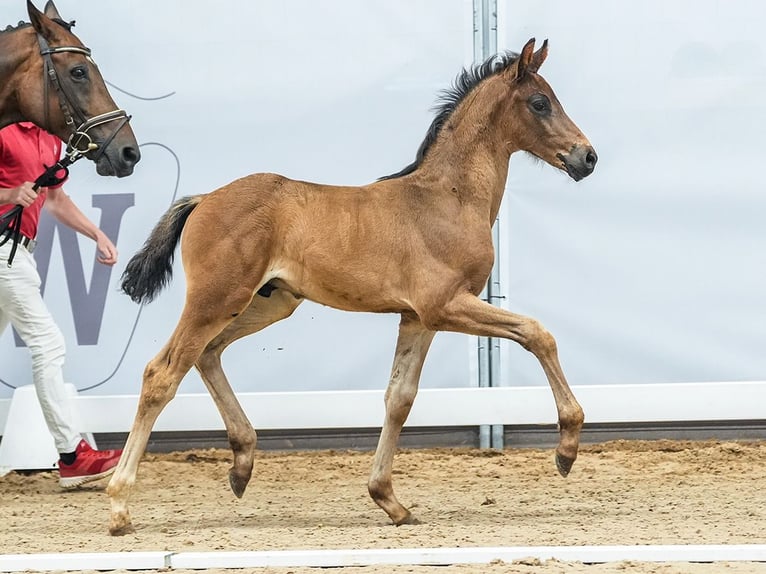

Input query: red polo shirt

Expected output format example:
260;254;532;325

0;122;66;239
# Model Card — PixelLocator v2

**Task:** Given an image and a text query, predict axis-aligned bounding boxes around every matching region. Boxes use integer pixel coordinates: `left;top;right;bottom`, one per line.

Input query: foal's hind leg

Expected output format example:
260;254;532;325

422;292;584;477
195;288;302;499
368;313;435;525
107;288;254;536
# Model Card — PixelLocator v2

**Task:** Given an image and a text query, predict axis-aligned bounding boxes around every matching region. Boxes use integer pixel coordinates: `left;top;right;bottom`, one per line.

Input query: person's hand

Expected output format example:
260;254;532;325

6;182;37;207
95;231;118;266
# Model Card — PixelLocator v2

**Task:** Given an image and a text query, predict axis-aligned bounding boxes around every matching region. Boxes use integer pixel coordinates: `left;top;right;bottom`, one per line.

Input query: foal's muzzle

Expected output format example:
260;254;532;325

558;145;598;181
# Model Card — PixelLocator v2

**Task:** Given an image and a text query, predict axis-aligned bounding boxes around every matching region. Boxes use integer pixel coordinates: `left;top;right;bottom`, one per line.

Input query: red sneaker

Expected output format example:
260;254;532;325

58;439;122;489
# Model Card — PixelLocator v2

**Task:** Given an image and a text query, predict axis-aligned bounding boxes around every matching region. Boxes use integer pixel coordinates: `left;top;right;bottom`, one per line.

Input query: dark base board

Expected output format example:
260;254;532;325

92;420;766;453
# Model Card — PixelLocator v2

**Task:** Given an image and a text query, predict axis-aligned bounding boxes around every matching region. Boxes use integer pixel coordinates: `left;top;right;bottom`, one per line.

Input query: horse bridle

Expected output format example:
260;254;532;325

0;29;132;267
36;31;131;169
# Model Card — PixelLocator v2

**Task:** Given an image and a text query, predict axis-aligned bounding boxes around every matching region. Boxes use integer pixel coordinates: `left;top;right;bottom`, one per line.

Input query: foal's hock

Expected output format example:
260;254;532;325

108;38;597;536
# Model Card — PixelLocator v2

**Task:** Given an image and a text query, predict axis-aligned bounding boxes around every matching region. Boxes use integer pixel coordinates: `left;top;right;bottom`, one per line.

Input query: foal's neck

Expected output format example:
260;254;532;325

418;78;515;223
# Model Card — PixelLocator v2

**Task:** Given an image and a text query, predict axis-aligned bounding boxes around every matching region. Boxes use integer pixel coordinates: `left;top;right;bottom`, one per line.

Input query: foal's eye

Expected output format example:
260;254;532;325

70;66;88;81
528;94;551;116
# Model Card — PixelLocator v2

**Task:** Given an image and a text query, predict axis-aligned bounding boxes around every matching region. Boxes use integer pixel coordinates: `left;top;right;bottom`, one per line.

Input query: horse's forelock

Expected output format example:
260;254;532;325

51;17;75;31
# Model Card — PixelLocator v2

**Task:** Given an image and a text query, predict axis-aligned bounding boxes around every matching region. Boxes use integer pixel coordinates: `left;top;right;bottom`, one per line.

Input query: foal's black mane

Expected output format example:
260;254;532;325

379;50;519;181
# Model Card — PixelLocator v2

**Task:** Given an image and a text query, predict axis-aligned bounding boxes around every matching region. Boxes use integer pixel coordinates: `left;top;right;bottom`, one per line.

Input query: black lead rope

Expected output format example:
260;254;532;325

0;155;74;267
0;29;132;267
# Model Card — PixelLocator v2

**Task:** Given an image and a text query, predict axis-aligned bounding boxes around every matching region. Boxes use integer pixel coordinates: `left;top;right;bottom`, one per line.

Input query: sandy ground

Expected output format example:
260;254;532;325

0;439;765;573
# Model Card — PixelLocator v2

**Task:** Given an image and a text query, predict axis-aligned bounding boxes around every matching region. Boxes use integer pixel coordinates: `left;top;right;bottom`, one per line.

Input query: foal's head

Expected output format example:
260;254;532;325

12;1;140;177
501;38;597;181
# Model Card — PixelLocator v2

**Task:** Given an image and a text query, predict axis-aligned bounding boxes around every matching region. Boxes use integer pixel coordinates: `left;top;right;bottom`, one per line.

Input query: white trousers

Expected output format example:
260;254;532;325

0;241;81;454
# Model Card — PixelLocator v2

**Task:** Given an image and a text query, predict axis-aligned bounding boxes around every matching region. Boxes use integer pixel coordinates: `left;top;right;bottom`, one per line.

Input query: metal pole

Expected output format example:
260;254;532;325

473;0;501;449
489;222;504;450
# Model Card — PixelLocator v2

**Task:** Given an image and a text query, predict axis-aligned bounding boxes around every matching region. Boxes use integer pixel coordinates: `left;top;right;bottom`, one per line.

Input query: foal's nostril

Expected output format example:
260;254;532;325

585;148;598;169
121;146;140;166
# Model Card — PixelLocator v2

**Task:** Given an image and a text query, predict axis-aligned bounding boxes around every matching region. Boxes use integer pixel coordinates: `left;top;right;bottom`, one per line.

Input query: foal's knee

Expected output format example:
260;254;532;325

384;382;418;425
522;319;558;356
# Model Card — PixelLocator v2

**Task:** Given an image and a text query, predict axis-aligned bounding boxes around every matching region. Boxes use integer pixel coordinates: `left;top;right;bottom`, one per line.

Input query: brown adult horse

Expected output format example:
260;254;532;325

0;1;139;176
109;38;597;535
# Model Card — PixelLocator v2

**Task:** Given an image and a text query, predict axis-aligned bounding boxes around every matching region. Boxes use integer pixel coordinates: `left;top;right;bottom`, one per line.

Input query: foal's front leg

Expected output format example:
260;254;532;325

424;292;584;476
368;313;435;525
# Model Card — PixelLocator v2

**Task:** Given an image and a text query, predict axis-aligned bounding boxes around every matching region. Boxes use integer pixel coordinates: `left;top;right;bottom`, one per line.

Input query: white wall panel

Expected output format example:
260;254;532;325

2;0;764;427
497;1;766;391
0;1;475;398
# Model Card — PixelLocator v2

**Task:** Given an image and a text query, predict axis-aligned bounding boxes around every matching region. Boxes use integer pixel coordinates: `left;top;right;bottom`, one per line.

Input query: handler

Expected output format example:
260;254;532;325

0;122;122;487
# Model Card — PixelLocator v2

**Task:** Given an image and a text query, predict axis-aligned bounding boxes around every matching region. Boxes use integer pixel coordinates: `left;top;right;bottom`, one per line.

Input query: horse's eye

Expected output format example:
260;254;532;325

528;94;551;116
70;66;88;81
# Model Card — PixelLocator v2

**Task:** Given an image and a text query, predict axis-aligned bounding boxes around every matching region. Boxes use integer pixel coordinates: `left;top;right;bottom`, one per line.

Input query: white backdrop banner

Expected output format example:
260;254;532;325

1;0;764;418
495;0;766;390
0;0;476;398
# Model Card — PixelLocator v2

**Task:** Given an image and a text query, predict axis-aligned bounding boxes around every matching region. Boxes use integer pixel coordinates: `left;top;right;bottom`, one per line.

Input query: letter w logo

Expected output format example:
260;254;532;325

13;193;134;347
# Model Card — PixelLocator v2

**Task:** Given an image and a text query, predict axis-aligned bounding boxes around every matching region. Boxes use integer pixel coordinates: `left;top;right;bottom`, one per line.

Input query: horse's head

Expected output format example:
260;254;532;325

20;1;140;177
503;38;597;181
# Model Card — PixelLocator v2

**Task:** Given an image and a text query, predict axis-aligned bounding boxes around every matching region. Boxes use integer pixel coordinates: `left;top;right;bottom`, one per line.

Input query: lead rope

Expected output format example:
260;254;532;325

0;142;91;267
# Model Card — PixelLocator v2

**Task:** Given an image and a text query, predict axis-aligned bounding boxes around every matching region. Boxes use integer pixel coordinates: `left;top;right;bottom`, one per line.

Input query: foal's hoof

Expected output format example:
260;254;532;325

555;452;576;478
109;522;136;537
393;512;421;526
229;469;250;499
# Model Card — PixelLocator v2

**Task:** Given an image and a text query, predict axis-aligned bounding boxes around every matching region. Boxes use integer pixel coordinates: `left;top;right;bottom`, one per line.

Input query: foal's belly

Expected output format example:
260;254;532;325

269;269;411;315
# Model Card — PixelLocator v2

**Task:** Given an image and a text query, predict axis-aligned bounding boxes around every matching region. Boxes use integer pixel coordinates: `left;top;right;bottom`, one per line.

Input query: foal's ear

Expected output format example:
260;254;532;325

528;39;549;74
43;0;63;21
515;37;537;81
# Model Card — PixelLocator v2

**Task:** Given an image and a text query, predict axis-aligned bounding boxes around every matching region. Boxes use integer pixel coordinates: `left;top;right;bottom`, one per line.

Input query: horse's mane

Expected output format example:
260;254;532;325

1;21;31;34
379;50;519;181
1;17;74;35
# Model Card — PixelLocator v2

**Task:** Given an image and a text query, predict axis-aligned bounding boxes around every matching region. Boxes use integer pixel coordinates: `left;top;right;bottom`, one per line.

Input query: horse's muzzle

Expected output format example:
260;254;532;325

96;144;141;177
558;145;597;181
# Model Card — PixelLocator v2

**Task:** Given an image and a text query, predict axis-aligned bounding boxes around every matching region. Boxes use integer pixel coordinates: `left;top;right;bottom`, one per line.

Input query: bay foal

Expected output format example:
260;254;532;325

109;38;597;535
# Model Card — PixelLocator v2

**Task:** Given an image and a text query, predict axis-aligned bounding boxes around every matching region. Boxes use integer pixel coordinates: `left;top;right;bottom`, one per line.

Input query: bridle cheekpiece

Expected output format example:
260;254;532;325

35;25;131;169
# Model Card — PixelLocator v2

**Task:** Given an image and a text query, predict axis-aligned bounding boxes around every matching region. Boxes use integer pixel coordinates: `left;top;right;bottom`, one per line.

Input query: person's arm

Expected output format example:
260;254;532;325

43;186;118;266
0;181;38;207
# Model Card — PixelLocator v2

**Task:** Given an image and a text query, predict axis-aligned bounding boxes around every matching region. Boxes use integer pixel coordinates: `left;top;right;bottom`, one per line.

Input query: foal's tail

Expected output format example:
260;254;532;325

121;195;203;304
